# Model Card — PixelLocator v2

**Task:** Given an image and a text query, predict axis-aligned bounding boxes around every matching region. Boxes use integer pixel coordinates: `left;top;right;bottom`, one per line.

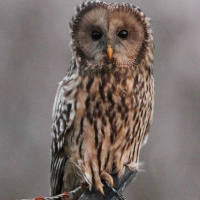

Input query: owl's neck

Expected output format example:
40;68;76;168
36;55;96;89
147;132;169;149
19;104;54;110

74;58;153;78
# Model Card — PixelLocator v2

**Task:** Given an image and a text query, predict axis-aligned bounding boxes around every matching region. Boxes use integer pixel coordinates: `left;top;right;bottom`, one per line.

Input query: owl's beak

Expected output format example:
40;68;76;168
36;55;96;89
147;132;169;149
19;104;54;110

107;45;113;60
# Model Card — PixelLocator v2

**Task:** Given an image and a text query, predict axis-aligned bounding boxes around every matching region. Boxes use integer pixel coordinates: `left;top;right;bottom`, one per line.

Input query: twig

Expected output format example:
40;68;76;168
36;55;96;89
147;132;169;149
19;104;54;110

14;168;137;200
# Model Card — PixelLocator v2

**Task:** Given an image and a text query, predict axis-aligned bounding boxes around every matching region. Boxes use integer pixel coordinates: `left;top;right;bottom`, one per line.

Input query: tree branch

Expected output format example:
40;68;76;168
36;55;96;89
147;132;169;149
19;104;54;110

80;168;138;200
15;168;137;200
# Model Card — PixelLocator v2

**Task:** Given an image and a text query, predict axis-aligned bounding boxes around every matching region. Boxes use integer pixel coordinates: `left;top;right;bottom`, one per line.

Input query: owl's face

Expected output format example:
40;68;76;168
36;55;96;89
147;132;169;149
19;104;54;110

70;2;153;67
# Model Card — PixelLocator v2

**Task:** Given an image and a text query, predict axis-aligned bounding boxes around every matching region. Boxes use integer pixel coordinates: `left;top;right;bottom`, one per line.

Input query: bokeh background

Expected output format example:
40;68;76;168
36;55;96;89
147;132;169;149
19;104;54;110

0;0;200;199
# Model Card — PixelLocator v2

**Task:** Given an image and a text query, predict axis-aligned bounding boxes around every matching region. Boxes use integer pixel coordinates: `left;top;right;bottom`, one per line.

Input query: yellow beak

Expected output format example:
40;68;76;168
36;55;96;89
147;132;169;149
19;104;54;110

107;45;113;60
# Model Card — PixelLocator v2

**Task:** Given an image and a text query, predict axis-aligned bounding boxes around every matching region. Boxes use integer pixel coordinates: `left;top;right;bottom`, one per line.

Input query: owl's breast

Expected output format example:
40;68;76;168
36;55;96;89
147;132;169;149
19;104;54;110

71;67;154;175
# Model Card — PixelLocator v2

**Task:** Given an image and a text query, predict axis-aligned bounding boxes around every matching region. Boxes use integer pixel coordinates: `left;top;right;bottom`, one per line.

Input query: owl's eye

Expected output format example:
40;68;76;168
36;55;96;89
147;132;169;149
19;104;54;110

118;30;128;38
91;31;102;40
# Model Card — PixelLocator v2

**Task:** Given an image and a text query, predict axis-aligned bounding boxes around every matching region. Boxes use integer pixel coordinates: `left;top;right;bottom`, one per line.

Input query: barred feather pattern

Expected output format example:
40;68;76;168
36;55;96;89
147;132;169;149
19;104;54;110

50;0;154;197
51;62;154;194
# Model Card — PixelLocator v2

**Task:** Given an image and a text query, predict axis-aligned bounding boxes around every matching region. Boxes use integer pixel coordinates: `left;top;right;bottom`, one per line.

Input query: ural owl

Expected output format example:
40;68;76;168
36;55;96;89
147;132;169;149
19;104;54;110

51;1;154;199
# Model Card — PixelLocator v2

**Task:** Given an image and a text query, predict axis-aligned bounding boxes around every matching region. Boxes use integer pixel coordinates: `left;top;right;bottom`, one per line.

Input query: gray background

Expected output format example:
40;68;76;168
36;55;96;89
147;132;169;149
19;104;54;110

0;0;200;199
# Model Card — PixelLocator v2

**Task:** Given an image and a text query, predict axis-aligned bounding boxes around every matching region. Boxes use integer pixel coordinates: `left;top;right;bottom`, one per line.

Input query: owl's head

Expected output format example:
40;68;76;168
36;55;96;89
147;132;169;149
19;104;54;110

70;1;154;68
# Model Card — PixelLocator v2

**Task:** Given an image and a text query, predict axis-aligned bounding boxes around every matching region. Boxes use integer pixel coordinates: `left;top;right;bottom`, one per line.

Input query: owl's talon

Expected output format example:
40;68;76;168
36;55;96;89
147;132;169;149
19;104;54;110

100;171;114;187
97;186;105;195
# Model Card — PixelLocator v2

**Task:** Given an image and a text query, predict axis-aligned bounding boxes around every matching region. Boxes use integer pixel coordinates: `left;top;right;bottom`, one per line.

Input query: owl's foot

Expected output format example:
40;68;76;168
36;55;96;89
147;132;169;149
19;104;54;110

93;171;114;195
100;171;114;187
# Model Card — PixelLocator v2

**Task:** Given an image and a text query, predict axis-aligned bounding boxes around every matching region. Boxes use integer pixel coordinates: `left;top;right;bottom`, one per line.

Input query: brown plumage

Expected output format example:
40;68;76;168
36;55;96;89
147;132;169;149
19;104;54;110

51;1;154;199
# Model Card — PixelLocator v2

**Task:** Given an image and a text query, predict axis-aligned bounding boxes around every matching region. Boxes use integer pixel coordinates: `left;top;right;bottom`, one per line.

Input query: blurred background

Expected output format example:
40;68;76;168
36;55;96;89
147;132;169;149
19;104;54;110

0;0;200;199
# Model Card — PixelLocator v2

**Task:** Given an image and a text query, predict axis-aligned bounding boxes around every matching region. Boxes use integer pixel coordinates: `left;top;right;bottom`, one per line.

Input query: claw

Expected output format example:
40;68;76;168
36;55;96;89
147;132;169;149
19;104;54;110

97;186;104;195
100;171;114;187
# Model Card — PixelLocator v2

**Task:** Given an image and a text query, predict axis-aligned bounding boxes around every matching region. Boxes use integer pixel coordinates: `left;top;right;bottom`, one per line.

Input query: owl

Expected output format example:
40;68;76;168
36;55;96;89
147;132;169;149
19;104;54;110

51;1;154;199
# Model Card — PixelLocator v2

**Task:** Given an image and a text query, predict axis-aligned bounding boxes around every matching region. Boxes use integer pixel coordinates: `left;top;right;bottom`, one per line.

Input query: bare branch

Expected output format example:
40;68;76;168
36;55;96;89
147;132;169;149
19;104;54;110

80;168;138;200
15;168;137;200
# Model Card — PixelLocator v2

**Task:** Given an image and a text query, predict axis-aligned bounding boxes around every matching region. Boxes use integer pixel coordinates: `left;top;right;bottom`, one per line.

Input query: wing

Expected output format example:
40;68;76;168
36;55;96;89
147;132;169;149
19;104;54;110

50;67;79;196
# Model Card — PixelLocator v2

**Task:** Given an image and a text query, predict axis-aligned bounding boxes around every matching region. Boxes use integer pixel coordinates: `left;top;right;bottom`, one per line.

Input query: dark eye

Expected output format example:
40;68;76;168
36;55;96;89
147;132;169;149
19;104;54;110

118;30;128;38
91;31;102;40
